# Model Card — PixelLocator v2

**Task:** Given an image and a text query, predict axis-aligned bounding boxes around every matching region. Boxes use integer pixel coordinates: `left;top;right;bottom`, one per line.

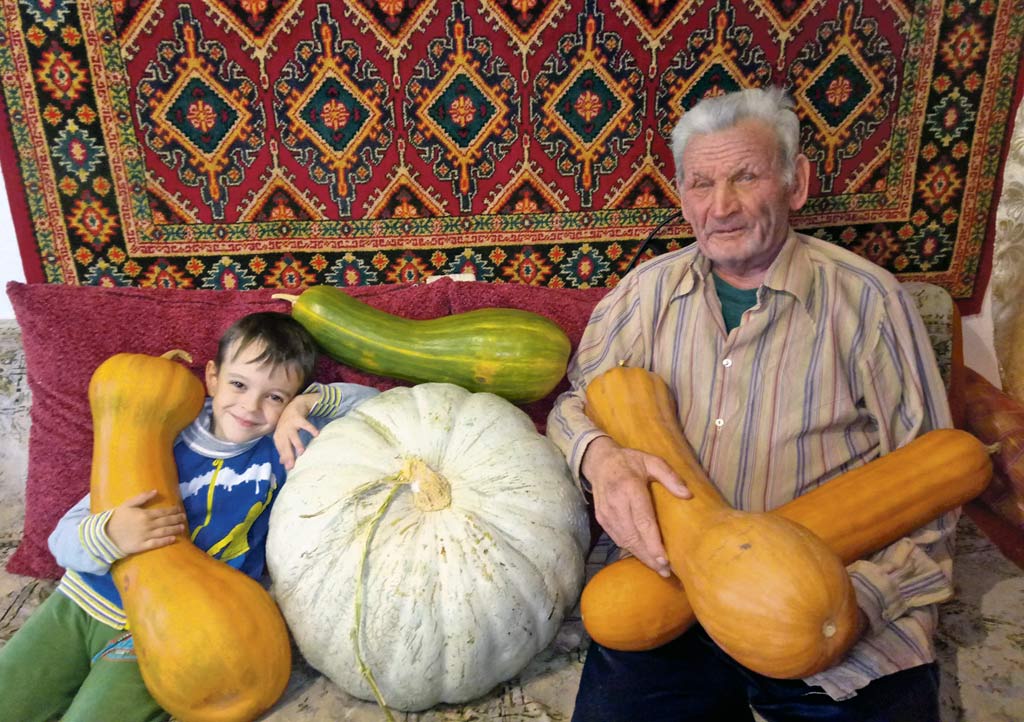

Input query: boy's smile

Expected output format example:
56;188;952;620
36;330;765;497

204;341;303;444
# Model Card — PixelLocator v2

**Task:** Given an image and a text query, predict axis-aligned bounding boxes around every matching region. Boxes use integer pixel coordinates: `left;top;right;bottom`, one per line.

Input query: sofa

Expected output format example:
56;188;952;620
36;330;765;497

0;278;1022;721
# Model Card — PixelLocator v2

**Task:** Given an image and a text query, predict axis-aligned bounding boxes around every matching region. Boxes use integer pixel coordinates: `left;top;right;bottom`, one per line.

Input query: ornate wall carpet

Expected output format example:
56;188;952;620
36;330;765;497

0;0;1021;311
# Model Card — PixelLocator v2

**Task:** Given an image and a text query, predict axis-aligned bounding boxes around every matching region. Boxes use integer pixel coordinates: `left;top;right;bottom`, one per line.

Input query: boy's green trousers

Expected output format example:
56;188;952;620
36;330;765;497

0;591;167;722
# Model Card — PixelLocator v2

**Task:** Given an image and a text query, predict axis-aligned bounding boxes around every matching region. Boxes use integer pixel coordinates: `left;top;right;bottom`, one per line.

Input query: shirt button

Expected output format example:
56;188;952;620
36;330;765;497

714;418;724;427
722;358;732;367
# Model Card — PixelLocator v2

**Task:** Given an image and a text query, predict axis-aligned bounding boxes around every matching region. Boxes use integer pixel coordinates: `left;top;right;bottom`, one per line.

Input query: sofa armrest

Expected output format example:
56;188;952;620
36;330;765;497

901;281;965;427
949;302;966;430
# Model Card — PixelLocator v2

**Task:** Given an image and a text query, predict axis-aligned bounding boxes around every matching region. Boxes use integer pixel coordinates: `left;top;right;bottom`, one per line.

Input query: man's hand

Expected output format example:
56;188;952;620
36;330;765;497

273;392;321;470
106;490;186;555
582;435;691;577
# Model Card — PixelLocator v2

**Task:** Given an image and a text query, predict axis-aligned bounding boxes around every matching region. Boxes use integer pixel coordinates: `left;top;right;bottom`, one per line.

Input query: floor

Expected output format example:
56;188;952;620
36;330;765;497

0;320;1022;720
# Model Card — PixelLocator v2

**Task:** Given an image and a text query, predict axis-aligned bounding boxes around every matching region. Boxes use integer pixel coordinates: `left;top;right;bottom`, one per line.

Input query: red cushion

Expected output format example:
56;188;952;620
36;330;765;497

5;281;451;579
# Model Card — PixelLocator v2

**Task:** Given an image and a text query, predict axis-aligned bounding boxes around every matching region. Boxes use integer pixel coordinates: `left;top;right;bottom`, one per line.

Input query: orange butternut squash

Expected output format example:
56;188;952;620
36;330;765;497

581;367;992;656
89;351;292;722
583;366;861;678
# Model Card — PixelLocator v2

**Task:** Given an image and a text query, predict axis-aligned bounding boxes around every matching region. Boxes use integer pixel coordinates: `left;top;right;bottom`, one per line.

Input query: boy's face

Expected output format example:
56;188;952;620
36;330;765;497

204;340;304;444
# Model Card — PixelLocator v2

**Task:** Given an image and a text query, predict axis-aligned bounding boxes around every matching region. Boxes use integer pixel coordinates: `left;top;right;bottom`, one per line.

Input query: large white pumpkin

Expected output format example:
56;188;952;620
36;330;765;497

266;383;590;712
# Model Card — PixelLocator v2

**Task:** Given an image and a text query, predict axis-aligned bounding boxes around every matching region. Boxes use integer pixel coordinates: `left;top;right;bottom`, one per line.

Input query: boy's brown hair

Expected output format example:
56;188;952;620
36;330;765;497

215;312;318;390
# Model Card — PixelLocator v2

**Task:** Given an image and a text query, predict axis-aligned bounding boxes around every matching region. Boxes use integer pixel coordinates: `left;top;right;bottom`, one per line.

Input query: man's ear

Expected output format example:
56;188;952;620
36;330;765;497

789;154;811;212
204;359;218;396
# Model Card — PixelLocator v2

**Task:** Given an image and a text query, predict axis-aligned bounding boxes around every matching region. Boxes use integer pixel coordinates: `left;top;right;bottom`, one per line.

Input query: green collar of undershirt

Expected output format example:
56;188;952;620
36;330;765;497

712;273;758;333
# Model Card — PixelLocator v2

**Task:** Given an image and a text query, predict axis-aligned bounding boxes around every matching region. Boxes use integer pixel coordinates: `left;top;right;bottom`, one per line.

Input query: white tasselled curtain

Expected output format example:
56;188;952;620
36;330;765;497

992;94;1024;400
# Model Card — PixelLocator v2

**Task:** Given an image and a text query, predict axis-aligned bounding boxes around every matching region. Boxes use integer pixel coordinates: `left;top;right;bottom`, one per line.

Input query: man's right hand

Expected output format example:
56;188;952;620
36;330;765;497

581;435;691;577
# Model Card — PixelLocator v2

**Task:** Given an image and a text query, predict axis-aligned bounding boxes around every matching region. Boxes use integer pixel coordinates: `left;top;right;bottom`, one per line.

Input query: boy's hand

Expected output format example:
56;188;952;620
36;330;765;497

106;490;186;555
274;392;321;470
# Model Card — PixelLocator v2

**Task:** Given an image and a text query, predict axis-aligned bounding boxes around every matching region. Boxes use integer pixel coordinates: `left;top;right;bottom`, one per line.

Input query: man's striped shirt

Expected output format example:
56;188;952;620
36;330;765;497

547;231;956;699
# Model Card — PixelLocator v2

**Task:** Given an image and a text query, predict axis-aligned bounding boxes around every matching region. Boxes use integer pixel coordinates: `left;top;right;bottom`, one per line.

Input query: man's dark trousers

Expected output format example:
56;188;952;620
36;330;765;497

572;625;940;722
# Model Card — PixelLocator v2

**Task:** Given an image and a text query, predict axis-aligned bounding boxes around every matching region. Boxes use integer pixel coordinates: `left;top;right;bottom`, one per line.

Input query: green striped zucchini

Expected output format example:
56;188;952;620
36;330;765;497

275;286;572;403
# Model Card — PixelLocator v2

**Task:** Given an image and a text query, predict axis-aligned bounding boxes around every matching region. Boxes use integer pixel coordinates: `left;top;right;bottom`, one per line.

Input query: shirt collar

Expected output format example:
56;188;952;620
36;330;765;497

761;230;814;312
672;230;814;314
670;246;708;300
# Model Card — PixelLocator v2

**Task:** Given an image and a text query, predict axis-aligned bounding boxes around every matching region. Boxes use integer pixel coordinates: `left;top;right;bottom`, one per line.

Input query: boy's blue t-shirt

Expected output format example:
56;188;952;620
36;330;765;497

72;429;288;613
63;404;289;622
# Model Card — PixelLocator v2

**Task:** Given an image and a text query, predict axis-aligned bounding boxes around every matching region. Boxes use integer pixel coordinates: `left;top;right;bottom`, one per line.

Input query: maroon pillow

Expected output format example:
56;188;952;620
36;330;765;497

446;281;608;430
5;280;451;579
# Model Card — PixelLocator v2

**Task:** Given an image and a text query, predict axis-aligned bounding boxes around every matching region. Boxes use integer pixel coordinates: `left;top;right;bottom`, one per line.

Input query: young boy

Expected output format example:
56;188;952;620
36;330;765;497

0;311;378;722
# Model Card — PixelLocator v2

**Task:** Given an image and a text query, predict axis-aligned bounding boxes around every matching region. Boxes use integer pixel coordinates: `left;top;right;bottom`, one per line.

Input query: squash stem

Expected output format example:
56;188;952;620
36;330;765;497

352;484;402;721
271;293;299;305
350;462;450;717
399;457;452;512
159;349;193;364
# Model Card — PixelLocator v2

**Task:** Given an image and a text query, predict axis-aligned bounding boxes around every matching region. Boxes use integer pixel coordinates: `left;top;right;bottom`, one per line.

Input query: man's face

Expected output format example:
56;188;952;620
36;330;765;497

677;118;809;286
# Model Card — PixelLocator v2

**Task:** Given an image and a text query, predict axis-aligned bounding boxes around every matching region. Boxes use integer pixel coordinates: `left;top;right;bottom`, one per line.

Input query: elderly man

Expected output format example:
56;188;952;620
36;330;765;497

547;87;954;721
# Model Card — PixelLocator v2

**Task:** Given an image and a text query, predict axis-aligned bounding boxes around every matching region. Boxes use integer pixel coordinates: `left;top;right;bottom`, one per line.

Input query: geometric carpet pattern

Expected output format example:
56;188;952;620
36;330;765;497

1;0;1022;310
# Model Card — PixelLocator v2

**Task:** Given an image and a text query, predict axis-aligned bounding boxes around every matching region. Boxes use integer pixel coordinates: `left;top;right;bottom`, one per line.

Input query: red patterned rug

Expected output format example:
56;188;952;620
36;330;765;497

0;0;1021;310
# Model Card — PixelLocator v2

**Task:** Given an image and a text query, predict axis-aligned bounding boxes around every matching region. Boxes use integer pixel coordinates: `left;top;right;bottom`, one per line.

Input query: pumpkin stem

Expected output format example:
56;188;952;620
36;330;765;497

159;349;193;364
271;293;299;305
353;484;402;722
399;457;452;512
348;460;450;719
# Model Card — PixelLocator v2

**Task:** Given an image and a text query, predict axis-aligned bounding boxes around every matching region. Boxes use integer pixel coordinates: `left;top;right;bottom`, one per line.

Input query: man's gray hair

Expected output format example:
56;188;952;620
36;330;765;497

670;87;801;185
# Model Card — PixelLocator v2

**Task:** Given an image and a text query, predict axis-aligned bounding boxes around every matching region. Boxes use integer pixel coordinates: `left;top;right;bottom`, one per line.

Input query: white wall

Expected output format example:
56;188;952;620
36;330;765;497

0;168;24;319
963;287;1001;387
